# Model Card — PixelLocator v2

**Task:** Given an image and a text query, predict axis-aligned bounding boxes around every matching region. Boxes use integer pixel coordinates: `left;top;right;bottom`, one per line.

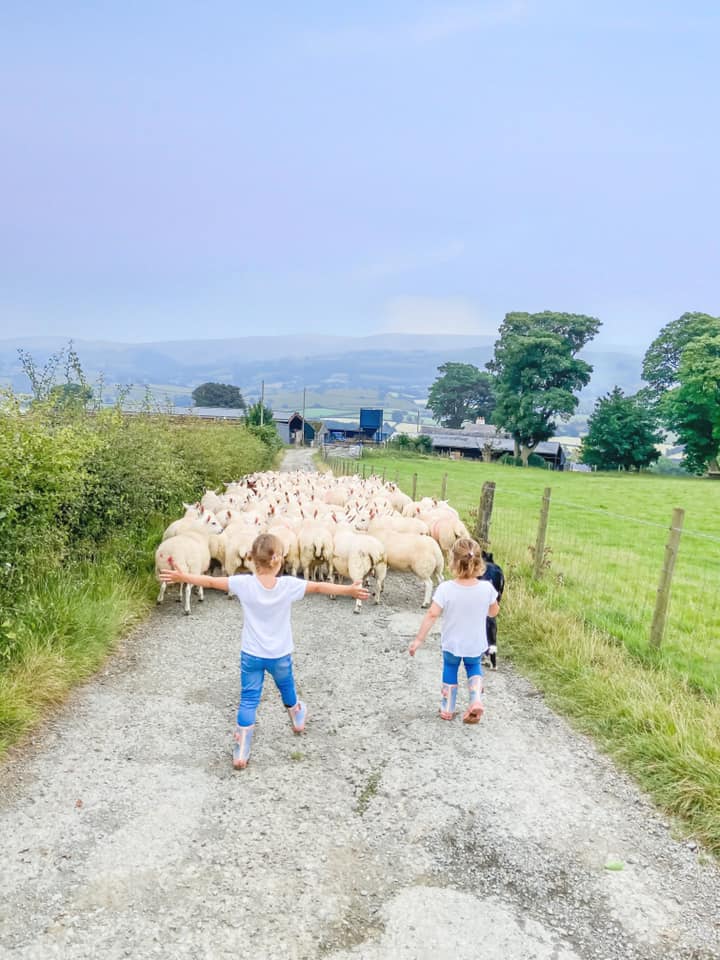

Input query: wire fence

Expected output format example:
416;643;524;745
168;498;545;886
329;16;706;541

324;453;720;699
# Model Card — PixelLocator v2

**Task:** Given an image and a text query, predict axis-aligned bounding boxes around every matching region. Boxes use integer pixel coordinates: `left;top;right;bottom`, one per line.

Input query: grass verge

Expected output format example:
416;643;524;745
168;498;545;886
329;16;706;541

500;578;720;854
0;549;157;754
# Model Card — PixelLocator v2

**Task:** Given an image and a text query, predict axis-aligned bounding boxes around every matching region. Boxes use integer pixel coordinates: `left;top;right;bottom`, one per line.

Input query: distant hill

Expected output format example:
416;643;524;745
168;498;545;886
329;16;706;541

0;334;644;415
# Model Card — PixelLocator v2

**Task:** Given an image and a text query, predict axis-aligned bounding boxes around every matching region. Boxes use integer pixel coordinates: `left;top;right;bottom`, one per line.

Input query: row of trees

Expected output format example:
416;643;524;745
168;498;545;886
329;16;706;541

426;311;720;474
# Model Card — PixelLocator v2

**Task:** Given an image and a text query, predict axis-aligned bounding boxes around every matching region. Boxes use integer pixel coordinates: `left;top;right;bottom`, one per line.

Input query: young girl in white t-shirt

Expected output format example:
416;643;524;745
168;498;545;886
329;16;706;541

160;533;368;769
409;538;499;723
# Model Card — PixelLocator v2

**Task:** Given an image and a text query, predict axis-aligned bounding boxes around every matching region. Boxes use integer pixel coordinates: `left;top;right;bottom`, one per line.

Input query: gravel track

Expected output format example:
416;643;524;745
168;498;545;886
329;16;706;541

1;449;719;959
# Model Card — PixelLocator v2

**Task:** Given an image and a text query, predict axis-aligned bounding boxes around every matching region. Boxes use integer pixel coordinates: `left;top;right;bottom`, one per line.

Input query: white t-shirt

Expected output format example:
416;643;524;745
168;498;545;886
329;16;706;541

432;579;498;658
228;575;308;658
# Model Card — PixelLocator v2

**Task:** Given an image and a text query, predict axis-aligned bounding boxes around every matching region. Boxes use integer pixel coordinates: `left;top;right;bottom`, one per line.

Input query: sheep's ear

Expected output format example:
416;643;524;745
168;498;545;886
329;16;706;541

314;508;318;519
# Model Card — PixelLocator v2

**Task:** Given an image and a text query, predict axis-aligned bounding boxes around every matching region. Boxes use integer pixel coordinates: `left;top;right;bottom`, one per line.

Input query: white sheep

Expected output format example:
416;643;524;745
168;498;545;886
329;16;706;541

332;529;387;613
371;530;444;607
298;520;335;582
155;516;220;614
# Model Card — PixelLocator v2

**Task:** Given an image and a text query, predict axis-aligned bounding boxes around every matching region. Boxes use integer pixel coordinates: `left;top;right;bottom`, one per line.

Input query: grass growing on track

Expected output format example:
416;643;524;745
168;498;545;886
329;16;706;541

345;451;720;854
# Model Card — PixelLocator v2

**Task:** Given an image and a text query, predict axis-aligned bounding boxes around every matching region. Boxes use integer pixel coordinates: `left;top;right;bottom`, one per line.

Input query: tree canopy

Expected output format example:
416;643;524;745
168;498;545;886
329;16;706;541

642;312;720;401
488;311;601;464
663;334;720;474
191;382;245;408
580;387;662;471
426;362;496;429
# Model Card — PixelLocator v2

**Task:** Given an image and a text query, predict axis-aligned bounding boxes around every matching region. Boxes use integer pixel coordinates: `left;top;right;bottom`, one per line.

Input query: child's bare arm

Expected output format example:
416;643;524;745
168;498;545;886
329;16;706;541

305;580;370;600
489;601;500;617
159;569;230;592
409;602;442;655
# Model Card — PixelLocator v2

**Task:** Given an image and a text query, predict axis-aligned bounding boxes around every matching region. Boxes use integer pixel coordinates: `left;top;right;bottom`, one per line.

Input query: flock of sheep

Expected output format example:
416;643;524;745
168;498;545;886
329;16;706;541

155;470;471;614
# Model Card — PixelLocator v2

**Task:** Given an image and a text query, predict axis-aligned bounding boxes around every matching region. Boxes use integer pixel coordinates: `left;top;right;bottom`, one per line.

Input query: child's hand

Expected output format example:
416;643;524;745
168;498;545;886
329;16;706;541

159;567;183;583
350;581;371;600
409;639;421;656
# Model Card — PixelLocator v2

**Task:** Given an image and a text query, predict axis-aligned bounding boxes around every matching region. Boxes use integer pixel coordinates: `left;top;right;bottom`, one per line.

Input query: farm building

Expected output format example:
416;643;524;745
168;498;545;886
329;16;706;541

176;406;247;421
427;428;567;470
274;412;316;445
319;418;394;444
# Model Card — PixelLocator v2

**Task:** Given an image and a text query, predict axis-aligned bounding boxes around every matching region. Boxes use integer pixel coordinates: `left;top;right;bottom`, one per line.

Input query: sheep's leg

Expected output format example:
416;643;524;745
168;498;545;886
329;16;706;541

157;581;167;605
374;562;387;604
198;585;204;602
183;583;192;616
354;597;362;614
421;578;433;607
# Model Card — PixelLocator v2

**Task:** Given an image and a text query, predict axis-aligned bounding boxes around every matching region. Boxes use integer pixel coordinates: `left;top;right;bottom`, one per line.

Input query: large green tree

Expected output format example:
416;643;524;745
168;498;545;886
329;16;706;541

488;311;601;464
664;335;720;474
192;382;245;408
580;387;662;471
642;312;720;401
427;362;496;428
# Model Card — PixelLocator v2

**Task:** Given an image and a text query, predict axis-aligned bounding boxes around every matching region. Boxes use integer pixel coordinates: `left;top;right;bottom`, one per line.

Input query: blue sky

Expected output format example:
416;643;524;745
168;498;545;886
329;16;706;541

1;1;718;349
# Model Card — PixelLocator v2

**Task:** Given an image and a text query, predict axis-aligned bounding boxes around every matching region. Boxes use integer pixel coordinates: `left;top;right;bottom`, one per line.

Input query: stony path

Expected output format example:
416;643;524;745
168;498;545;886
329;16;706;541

1;449;719;959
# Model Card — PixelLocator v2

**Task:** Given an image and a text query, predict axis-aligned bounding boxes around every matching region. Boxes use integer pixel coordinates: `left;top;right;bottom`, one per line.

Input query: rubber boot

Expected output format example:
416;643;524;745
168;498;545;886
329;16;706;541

287;700;307;734
463;676;484;724
232;724;254;769
488;644;497;671
439;684;458;720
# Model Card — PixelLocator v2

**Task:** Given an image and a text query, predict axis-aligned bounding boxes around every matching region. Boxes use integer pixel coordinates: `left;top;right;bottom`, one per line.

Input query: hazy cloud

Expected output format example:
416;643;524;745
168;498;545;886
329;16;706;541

381;296;494;335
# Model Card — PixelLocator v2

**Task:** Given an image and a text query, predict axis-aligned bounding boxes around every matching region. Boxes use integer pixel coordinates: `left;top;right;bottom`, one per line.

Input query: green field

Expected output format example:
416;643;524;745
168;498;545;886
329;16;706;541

330;451;720;853
357;452;720;698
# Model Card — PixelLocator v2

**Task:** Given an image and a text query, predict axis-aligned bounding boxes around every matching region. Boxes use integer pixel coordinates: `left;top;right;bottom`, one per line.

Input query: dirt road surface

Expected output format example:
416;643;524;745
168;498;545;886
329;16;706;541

1;449;718;959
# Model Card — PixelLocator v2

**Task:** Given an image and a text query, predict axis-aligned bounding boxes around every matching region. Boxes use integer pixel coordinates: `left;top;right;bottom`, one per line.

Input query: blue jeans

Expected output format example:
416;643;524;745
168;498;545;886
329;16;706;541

237;652;298;727
442;650;483;685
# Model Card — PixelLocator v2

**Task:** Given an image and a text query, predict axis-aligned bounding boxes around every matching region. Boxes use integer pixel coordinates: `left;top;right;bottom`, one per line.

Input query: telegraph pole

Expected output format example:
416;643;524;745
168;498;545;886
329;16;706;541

301;387;306;446
260;380;265;426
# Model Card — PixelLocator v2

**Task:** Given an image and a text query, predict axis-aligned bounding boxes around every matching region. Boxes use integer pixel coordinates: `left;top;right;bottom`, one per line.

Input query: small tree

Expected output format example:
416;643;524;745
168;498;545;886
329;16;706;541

245;401;275;427
580;387;662;471
192;382;245;408
413;434;433;454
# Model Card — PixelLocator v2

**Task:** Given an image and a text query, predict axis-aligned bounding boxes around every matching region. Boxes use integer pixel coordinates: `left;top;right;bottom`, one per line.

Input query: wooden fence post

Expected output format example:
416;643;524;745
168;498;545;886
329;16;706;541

475;481;496;547
382;467;386;483
533;487;552;579
362;463;366;479
412;473;418;501
440;472;447;500
649;507;685;649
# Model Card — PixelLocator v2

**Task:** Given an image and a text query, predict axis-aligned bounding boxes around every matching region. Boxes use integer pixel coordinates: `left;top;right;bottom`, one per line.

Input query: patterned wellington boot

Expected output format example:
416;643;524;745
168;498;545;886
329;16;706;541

439;684;458;720
287;700;307;734
232;724;254;769
463;676;485;724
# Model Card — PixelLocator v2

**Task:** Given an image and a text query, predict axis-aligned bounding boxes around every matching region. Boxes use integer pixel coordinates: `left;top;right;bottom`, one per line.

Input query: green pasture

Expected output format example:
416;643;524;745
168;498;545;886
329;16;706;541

357;452;720;699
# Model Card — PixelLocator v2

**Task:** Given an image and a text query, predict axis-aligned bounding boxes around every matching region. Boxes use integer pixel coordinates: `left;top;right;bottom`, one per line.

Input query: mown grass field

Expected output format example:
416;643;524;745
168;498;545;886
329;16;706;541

335;450;720;854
